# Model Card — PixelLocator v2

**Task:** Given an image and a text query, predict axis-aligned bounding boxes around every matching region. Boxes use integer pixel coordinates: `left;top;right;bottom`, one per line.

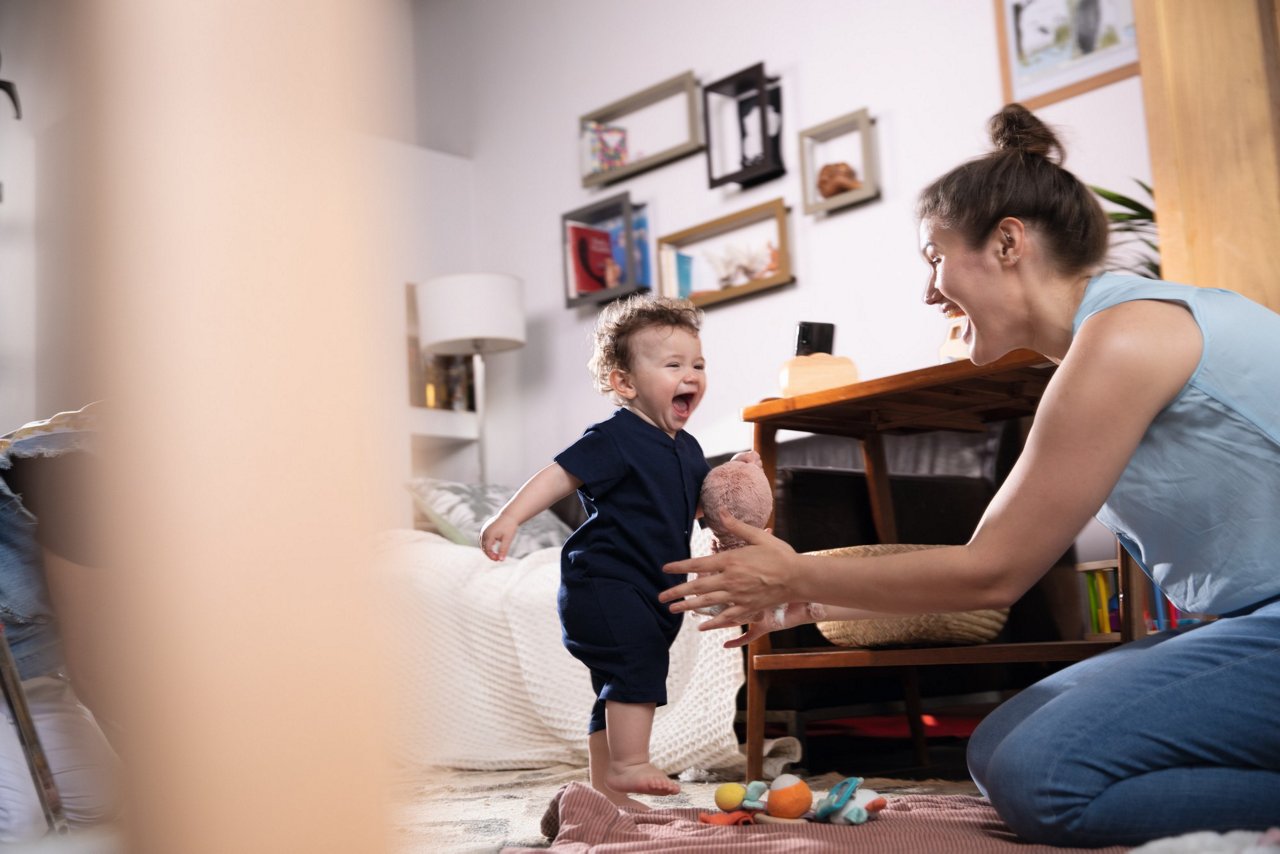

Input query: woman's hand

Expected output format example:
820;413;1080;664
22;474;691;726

720;602;827;649
661;513;800;631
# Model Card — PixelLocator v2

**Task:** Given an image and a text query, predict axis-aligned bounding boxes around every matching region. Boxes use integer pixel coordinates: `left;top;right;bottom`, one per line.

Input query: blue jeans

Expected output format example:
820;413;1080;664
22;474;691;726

968;598;1280;847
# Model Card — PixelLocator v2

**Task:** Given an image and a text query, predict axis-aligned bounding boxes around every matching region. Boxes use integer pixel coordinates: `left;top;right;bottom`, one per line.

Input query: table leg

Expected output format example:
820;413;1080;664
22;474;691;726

745;638;769;781
861;432;899;543
745;422;779;781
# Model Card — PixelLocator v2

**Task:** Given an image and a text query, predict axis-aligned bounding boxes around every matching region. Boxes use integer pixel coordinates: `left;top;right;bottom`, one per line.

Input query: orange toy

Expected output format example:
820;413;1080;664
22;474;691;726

765;773;813;820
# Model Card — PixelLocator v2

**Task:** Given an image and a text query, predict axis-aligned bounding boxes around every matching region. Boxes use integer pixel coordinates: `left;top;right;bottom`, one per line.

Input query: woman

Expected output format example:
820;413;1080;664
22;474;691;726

0;406;119;841
659;104;1280;847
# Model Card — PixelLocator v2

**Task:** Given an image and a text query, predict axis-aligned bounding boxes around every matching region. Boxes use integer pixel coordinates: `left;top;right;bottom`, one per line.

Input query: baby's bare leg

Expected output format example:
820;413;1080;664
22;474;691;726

587;730;650;810
603;701;680;796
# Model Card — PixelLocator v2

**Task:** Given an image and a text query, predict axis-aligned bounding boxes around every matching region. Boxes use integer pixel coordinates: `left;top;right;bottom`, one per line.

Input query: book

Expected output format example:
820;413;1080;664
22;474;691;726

595;205;651;289
631;206;650;287
565;222;617;297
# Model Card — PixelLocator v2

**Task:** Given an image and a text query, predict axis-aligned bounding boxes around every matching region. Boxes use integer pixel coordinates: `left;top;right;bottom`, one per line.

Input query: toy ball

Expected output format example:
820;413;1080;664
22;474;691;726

714;782;747;812
766;773;813;819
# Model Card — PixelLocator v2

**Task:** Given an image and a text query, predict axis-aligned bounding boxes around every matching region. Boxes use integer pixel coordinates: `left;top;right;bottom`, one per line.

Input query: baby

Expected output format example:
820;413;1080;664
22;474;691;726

482;294;725;809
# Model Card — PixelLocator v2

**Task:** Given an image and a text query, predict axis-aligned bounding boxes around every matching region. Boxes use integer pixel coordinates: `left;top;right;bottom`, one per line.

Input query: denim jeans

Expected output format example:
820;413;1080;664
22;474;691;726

0;406;98;680
968;597;1280;846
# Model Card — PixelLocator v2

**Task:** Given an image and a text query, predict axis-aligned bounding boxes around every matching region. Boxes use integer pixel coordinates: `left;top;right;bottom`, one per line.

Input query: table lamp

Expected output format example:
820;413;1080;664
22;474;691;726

416;273;525;484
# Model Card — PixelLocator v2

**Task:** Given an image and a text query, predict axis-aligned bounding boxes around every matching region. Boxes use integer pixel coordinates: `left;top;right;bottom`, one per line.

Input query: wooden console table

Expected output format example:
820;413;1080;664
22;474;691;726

739;350;1143;779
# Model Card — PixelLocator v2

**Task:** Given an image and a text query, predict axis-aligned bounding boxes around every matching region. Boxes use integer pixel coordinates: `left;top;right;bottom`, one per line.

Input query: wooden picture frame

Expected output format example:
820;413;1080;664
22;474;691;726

561;192;651;309
579;71;704;188
798;108;881;216
656;197;793;309
994;0;1139;110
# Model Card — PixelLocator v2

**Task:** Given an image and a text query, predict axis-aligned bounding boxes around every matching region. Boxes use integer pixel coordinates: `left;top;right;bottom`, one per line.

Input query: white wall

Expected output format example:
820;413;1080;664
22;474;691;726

0;0;44;429
412;0;1151;489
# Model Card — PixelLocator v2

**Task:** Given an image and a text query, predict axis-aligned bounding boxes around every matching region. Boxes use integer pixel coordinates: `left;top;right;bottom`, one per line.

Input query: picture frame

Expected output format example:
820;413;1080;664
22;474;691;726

579;71;704;188
798;108;881;216
994;0;1140;110
702;63;786;189
656;197;793;309
561;192;651;309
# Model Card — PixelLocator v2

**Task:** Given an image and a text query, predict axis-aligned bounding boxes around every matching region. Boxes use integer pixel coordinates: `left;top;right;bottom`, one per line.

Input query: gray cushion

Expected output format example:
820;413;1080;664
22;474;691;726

405;477;573;559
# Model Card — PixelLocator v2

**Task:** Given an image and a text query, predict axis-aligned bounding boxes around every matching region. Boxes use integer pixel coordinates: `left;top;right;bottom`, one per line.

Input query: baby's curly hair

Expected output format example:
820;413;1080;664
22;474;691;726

588;294;703;402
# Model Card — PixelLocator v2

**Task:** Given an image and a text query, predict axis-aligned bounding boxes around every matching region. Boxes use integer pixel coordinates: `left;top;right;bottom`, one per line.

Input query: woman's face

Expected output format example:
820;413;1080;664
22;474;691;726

919;218;1018;365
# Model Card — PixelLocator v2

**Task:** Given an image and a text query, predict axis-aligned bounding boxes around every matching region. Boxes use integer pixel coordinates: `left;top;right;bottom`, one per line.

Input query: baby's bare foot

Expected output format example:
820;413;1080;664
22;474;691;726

595;786;651;811
605;762;681;796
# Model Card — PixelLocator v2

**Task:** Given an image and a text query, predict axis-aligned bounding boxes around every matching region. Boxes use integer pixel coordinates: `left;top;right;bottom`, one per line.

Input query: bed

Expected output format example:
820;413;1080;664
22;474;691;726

380;507;746;776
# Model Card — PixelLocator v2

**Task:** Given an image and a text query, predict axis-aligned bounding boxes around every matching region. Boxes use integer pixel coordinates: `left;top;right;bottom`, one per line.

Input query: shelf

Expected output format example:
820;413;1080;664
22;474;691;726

579;71;704;188
408;406;477;442
752;640;1120;671
656;197;793;308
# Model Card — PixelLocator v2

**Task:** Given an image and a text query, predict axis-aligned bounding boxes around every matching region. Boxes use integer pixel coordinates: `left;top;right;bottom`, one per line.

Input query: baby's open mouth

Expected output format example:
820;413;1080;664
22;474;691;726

673;393;694;416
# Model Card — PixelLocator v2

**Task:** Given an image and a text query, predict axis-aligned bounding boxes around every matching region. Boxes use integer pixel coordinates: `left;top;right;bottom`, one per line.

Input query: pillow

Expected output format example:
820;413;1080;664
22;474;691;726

405;477;574;559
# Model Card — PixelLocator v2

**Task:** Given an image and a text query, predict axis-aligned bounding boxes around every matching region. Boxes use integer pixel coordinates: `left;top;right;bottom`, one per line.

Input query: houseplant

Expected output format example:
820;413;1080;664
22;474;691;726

1091;179;1160;278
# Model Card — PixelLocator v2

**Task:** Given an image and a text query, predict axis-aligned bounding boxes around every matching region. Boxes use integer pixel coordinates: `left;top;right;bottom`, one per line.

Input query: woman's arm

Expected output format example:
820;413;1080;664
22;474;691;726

662;300;1202;630
479;462;582;561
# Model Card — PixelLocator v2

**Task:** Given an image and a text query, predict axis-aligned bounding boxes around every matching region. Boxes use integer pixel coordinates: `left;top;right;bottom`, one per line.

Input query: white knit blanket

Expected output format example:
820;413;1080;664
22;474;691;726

380;530;745;775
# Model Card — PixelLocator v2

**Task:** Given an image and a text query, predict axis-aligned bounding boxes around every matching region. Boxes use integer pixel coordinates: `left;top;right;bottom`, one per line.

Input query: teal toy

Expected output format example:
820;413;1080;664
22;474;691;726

741;780;769;811
814;777;887;825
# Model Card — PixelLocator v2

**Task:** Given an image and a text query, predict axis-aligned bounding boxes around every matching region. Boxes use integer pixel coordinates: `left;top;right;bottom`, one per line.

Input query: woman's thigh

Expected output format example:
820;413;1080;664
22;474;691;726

968;601;1280;845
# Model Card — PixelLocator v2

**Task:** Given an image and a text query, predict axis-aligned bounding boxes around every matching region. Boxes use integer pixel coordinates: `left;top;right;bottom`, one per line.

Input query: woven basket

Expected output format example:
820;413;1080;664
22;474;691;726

812;543;1009;648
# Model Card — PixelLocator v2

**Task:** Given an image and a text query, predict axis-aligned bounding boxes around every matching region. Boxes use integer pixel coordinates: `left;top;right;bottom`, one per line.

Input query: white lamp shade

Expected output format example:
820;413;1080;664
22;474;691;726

416;273;525;355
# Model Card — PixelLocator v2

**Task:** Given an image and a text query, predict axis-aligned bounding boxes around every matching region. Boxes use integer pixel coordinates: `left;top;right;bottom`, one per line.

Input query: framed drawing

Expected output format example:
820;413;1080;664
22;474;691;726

995;0;1139;110
579;71;704;188
562;192;651;308
798;108;881;216
656;197;793;309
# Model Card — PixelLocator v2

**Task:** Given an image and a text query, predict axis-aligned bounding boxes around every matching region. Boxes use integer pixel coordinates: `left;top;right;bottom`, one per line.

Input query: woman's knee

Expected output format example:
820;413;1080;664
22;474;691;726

980;731;1099;846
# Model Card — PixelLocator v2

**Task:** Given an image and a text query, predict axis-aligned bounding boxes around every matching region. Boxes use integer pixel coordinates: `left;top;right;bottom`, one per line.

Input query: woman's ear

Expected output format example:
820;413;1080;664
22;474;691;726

609;368;636;400
995;217;1026;266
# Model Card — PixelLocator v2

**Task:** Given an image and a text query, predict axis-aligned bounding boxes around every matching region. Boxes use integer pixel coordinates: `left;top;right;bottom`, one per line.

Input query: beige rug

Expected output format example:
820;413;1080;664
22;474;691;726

391;763;980;853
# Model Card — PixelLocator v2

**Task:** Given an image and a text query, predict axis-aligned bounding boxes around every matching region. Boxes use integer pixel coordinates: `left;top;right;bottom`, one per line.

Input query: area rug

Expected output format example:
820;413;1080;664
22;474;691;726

390;763;981;853
507;782;1131;854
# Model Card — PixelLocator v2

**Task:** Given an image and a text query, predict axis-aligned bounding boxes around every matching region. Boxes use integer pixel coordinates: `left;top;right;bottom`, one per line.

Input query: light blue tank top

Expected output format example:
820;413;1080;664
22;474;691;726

1073;273;1280;614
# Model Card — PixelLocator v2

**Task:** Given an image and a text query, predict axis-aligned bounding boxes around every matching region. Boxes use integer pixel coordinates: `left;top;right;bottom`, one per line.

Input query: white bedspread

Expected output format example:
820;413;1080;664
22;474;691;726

380;531;745;774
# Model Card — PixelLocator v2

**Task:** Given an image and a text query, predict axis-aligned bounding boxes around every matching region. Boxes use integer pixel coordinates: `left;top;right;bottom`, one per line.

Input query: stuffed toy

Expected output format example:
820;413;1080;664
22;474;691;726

700;457;773;551
814;776;887;825
694;457;828;629
694;458;772;616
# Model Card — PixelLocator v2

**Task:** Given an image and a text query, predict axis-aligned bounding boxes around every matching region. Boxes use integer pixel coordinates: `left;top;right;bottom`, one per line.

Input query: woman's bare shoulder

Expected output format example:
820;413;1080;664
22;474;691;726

1064;297;1201;405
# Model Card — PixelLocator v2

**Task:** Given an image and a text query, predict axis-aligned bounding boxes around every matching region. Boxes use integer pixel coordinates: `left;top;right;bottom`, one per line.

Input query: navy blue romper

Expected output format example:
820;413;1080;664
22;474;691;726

553;408;709;734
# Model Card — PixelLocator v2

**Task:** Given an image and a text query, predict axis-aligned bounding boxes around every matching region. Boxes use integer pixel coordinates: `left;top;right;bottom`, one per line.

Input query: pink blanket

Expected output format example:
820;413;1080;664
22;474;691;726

506;782;1130;853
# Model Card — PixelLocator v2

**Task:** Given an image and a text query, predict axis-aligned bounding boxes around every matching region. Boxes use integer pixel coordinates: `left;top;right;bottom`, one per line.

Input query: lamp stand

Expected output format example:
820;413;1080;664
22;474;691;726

472;350;488;485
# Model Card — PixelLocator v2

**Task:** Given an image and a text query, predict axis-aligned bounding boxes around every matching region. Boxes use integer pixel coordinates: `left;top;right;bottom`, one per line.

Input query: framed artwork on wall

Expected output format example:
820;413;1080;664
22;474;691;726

994;0;1139;110
656;197;793;309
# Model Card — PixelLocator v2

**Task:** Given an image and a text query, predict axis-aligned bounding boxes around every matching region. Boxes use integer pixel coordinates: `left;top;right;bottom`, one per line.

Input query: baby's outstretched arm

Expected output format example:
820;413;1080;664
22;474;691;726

479;462;581;561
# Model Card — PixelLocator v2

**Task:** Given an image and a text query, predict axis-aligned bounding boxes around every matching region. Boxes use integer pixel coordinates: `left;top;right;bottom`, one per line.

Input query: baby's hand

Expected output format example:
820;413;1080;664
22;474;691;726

479;513;518;562
730;450;762;468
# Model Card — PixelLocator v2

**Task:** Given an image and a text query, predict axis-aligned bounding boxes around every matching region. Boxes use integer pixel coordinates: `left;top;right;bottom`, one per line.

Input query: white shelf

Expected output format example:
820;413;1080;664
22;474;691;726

408;406;478;441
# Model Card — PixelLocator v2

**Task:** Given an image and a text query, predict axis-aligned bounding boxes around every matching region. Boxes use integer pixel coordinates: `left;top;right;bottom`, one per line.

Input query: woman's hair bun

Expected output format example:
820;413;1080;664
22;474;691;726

989;103;1064;164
